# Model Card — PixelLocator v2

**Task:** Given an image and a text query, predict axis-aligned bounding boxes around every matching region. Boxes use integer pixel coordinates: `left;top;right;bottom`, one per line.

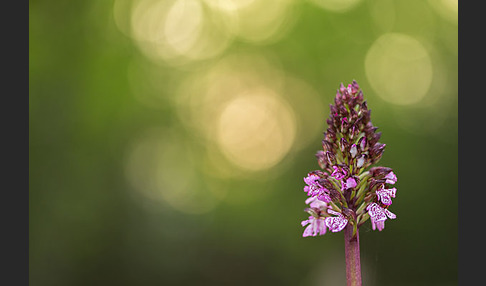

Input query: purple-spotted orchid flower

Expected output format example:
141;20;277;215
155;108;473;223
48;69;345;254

375;185;397;206
325;209;349;232
367;203;396;231
301;196;328;237
301;197;349;237
303;173;332;203
300;80;398;238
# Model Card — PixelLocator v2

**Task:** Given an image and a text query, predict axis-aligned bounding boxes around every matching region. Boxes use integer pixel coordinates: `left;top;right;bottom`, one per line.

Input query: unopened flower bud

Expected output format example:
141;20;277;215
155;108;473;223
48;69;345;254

356;154;366;168
339;138;348;152
342;207;356;221
329;188;341;202
305;207;319;217
358;136;367;151
369;167;393;178
309;170;326;178
316;177;331;189
350;80;360;94
339;83;346;93
326;151;336;166
385;171;397;185
369;179;386;192
370;143;386;163
349;125;359;140
350;144;358;158
322;140;333;152
369;131;382;146
315;150;327;169
326;128;336;141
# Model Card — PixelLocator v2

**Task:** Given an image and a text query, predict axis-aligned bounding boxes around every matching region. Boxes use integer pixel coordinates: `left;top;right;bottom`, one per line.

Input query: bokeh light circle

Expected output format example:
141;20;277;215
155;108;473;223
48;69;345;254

216;88;296;171
428;0;458;24
126;0;234;66
365;33;433;105
172;53;315;174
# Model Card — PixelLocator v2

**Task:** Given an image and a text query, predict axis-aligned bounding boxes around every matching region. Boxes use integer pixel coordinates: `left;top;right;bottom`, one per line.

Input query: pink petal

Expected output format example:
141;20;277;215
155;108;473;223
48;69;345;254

305;196;315;205
376;220;385;231
318;222;327;235
385;171;397;184
327;209;341;216
346;177;357;188
309;199;328;210
304;174;320;185
342;177;357;190
385;209;396;219
317;194;331;203
303;224;314;237
304;185;311;194
376;189;393;205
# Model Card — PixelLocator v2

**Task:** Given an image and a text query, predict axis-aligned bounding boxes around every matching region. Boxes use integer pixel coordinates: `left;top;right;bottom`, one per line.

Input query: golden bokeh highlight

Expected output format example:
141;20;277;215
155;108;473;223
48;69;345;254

173;53;286;142
201;0;297;44
428;0;458;24
365;33;433;106
228;0;297;44
216;88;296;171
119;0;234;66
173;52;324;175
114;0;297;66
202;0;256;12
163;0;204;55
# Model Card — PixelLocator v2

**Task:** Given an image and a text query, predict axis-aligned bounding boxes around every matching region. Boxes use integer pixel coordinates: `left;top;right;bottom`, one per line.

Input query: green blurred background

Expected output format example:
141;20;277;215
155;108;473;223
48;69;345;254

29;0;457;285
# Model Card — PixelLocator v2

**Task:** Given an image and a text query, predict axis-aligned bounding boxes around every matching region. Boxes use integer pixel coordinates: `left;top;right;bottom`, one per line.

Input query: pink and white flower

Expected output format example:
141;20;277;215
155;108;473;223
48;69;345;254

325;209;348;232
375;186;397;206
303;174;331;203
301;216;327;237
366;203;396;231
301;196;328;237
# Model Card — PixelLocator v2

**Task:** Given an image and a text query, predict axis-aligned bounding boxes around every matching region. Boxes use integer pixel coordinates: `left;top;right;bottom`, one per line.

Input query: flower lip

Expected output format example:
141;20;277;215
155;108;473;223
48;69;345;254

341;176;357;191
325;209;348;232
375;186;396;205
366;202;397;231
385;171;397;184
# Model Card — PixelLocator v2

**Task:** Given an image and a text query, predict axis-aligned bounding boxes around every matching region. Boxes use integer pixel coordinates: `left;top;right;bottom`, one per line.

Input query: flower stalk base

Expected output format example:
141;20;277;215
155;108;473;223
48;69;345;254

344;223;362;286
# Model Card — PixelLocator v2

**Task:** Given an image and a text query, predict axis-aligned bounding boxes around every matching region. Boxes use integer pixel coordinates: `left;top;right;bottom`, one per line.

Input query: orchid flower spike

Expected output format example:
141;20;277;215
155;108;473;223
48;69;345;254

300;80;398;237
